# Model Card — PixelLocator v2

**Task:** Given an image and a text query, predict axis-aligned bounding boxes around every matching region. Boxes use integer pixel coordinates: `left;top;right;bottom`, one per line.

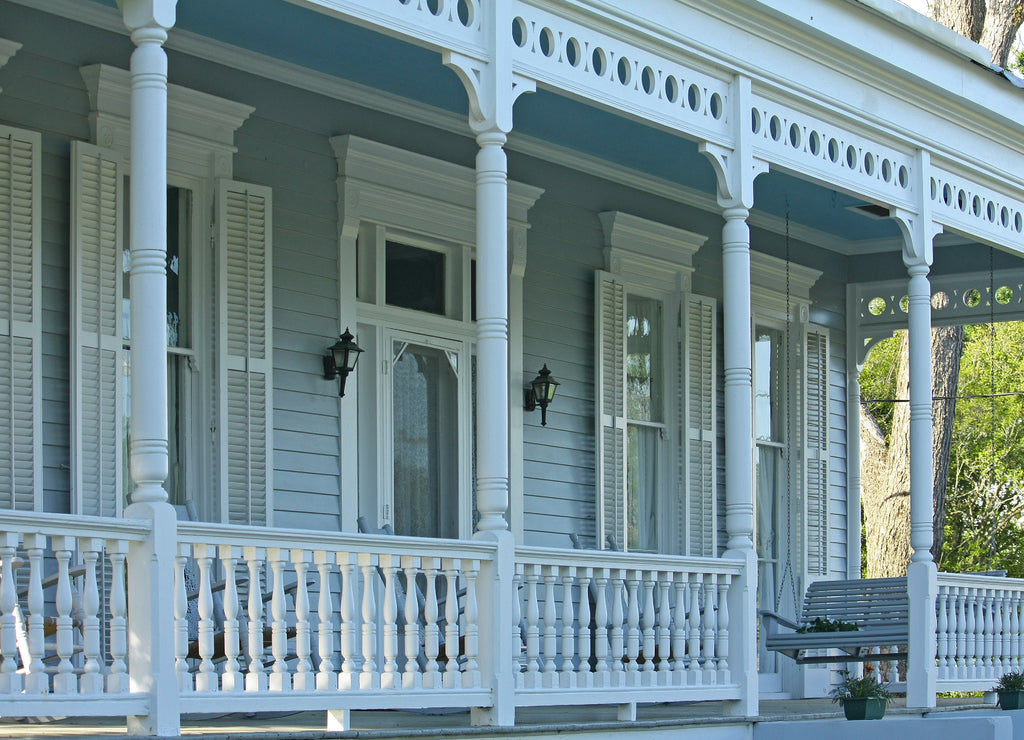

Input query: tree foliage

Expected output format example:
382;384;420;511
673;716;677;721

860;322;1024;576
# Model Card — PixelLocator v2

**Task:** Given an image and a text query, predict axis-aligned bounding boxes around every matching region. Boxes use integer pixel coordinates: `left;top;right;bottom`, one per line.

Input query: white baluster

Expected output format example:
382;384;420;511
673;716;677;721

542;566;558;687
193;544;216;692
1012;591;1022;672
359;552;379;690
717;574;731;681
219;546;243;692
380;554;399;690
315;551;336;692
443;559;460;688
513;567;525;687
641;572;656;680
994;590;1006;675
955;586;967;679
984;588;995;677
23;533;47;694
463;559;480;689
937;585;949;678
524;564;541;687
702;574;717;684
1003;592;1014;674
244;546;268;692
0;533;22;694
578;569;592;688
82;540;105;694
593;568;610;686
52;537;76;694
174;545;191;693
401;555;421;690
422;558;441;689
965;588;978;679
292;549;313;691
611;570;626;685
688;574;702;685
106;541;129;693
673;572;688;683
656;573;672;685
268;549;291;691
625;571;641;681
561;566;576;688
337;552;358;690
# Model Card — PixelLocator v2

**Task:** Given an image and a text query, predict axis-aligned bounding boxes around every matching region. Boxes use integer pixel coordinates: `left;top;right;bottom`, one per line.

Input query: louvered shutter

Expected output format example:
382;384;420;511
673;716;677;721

71;142;123;518
0;126;41;512
682;295;716;556
595;271;626;550
217;180;272;526
805;328;829;576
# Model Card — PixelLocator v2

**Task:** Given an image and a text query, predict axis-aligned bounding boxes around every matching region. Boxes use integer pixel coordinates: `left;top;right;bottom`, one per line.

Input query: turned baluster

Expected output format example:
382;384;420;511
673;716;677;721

315;551;336;692
542;566;559;686
641;572;656;678
244;546;268;692
984;588;996;677
268;549;291;691
992;590;1005;675
463;560;480;688
717;574;731;679
443;559;460;688
936;586;950;677
673;572;688;676
359;552;379;690
337;552;358;690
219;545;243;692
561;566;577;687
624;571;641;678
106;540;129;693
956;587;968;679
593;568;611;684
610;570;626;680
656;573;672;682
513;567;525;685
401;555;421;690
422;558;442;689
702;573;717;683
380;554;400;690
524;564;541;684
23;533;47;694
0;533;21;695
688;574;702;683
193;543;217;692
1011;592;1022;672
174;544;191;692
577;569;593;685
292;549;313;691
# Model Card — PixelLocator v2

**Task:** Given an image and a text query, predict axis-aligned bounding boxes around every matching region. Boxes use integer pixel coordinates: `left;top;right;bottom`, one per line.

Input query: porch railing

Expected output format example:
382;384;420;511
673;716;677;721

513;547;744;706
936;571;1024;691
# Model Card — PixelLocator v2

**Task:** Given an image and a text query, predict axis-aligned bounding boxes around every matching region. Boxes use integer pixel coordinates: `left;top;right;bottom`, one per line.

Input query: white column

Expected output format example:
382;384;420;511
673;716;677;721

474;130;510;534
120;0;180;735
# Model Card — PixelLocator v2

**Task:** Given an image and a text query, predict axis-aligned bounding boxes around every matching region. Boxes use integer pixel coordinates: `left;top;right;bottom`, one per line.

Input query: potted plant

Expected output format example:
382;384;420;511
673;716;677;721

830;666;892;720
994;671;1024;710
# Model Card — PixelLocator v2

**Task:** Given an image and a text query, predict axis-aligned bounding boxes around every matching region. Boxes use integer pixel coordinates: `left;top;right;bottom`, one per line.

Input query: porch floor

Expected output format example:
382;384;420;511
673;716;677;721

0;696;993;739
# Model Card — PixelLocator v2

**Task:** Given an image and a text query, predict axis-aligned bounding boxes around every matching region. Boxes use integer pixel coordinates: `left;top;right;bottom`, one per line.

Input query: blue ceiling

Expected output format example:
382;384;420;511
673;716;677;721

88;0;904;247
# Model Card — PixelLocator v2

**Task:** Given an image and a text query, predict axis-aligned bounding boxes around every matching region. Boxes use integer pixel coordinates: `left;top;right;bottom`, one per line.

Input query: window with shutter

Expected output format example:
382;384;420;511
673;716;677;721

594;213;713;555
805;328;830;576
218;180;273;527
0;125;41;512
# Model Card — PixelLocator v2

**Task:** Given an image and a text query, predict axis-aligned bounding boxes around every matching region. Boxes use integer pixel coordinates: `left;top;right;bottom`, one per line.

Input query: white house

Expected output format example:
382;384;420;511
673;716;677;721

1;0;1024;736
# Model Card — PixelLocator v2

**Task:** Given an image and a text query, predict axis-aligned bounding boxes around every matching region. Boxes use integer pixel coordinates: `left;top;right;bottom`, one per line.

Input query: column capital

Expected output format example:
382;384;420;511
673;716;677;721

700;75;768;211
117;0;176;33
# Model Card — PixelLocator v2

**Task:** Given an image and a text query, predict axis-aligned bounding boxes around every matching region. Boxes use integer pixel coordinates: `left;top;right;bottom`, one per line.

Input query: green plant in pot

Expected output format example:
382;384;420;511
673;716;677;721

830;666;893;720
993;671;1024;710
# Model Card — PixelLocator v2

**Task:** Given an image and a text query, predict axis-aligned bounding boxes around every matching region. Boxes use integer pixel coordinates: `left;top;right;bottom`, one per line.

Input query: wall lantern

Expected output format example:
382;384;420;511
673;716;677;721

323;328;363;397
524;364;559;426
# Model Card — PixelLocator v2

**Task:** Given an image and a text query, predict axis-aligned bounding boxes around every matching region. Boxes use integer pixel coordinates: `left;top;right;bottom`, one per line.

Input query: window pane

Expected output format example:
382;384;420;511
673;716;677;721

627;424;659;552
755;329;783;441
392;342;459;539
386;242;445;314
626;296;662;422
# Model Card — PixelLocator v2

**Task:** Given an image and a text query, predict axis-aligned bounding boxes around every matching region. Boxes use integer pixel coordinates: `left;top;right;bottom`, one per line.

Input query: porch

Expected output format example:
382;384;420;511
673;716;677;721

0;510;1021;735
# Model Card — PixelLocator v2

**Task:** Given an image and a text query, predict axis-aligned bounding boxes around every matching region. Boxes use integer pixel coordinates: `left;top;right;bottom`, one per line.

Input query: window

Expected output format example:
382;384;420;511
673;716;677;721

595;212;713;555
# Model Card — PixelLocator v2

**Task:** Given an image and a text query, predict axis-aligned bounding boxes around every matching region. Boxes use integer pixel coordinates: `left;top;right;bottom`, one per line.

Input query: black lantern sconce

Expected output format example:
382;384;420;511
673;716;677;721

323;328;363;397
524;364;559;426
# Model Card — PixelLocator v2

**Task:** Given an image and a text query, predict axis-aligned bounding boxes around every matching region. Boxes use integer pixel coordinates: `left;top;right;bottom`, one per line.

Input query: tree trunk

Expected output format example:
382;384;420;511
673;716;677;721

932;0;987;40
861;327;963;577
977;0;1024;68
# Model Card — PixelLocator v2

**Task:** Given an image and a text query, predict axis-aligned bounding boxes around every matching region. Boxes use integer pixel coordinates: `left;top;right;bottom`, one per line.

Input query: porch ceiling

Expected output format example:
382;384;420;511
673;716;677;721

79;0;1011;270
